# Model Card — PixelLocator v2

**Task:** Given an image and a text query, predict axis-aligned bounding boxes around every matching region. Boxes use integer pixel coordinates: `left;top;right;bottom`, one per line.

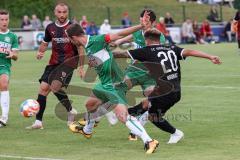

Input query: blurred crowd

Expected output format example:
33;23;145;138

21;5;236;44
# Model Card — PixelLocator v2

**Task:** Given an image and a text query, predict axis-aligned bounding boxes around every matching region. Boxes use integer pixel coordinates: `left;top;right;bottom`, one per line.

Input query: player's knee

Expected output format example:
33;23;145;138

142;99;149;110
0;83;9;91
50;80;62;93
39;84;50;96
114;105;128;123
0;75;9;91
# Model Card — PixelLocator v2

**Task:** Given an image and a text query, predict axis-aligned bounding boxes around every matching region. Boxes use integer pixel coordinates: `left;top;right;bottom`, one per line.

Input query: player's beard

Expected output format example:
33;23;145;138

58;17;67;25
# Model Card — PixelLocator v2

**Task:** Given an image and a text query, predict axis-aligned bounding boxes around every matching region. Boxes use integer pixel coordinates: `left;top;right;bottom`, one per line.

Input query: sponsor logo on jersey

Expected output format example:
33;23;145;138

4;37;10;43
52;37;70;43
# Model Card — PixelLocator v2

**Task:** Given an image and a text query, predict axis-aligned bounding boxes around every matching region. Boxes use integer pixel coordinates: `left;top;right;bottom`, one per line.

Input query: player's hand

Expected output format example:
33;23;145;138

210;56;221;64
6;51;18;61
141;11;150;29
109;42;117;48
36;51;44;60
78;67;85;79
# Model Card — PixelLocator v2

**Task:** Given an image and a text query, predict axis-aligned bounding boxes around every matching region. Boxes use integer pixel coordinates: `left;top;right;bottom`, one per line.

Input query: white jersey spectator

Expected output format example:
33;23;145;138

42;16;52;29
31;14;41;30
99;19;111;34
181;18;196;43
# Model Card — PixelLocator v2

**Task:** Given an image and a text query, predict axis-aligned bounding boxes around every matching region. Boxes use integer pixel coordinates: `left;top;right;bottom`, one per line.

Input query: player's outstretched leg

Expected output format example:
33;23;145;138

115;104;159;154
149;113;184;144
127;100;149;141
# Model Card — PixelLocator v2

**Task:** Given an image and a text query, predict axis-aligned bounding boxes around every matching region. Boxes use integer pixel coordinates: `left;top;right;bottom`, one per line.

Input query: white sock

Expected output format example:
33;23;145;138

137;111;149;126
35;120;42;125
1;91;10;121
105;111;118;125
83;112;95;134
125;115;152;143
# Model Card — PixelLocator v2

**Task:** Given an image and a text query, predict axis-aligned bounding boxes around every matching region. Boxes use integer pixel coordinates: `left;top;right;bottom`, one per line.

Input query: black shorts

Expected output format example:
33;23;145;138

39;64;74;87
148;91;181;116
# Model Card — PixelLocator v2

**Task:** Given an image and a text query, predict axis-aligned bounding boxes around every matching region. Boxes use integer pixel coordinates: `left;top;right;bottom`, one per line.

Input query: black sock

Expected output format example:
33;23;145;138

54;90;72;112
151;118;176;134
36;94;47;121
128;102;147;116
238;40;240;49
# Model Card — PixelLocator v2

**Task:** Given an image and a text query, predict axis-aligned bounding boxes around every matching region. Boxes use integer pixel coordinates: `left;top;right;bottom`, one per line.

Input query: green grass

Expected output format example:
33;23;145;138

65;0;235;26
0;43;240;160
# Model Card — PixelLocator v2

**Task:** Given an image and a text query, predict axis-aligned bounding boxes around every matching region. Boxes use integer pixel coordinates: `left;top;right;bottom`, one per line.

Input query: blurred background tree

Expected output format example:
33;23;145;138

0;0;55;28
234;0;240;10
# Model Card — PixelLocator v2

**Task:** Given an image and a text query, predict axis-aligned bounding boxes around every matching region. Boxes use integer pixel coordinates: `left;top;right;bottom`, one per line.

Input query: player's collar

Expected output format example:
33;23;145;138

85;35;90;48
0;29;9;34
55;19;70;27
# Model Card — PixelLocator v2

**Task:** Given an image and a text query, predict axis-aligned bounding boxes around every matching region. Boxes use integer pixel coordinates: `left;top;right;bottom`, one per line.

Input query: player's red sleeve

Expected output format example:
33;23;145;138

104;34;111;43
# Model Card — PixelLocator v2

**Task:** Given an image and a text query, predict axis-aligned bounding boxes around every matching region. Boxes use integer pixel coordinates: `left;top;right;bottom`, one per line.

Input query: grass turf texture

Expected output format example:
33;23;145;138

0;43;240;160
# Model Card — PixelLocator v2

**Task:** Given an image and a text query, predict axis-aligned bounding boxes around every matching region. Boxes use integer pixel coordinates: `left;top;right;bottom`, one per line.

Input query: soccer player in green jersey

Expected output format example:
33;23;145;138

113;9;180;142
0;10;18;127
66;12;159;154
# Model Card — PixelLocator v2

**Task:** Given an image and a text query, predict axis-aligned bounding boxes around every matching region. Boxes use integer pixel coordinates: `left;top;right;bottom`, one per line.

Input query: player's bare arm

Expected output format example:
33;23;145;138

36;42;48;60
113;35;133;46
6;50;18;61
182;49;222;64
108;11;150;42
77;45;85;79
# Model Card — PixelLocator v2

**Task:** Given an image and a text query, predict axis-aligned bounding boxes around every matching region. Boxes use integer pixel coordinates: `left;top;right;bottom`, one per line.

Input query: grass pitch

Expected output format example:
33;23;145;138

0;43;240;160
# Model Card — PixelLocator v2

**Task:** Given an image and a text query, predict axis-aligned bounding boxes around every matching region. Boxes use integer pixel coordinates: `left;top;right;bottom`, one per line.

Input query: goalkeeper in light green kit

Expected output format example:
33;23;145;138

0;10;18;127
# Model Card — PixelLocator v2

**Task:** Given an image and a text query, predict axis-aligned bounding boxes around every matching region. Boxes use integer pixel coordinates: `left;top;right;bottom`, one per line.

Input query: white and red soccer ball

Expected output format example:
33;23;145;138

20;99;40;117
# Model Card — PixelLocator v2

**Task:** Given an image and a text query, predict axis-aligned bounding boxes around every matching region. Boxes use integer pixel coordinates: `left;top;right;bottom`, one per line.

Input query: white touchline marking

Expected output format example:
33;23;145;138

0;154;64;160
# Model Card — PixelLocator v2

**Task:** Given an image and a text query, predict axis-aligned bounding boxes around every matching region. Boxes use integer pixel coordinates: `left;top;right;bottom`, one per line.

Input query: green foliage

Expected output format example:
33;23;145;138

234;0;240;10
0;0;55;28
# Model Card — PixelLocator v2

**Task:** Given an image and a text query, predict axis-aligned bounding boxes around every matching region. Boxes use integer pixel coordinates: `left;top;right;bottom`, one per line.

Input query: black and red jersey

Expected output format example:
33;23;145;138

43;20;79;68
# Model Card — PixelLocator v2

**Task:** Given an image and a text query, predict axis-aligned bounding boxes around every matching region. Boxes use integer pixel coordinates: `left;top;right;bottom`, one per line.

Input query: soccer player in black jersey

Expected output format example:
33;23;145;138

26;3;84;129
114;28;221;143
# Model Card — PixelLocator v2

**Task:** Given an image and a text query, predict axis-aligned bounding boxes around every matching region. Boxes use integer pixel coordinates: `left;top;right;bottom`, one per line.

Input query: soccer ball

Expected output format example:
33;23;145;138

20;99;40;117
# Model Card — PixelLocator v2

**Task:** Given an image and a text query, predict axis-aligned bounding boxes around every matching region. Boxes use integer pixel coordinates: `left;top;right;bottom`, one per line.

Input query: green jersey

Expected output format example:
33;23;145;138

85;35;124;88
132;30;165;49
0;30;19;67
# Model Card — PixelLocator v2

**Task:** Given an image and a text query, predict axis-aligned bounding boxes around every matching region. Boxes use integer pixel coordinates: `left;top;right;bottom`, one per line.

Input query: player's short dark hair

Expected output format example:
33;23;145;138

0;9;9;15
66;23;85;38
140;9;156;23
144;28;161;41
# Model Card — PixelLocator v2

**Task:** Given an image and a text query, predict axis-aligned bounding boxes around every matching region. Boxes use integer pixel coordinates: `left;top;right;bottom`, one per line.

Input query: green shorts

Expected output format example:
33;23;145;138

124;65;156;91
0;66;11;76
92;83;127;105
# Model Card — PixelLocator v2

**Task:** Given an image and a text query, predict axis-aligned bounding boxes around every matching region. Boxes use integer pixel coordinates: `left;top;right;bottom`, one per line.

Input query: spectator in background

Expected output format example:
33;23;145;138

181;18;196;43
192;20;207;44
121;12;132;28
42;16;52;29
31;14;41;30
21;15;32;30
71;16;78;24
200;19;214;43
79;15;88;31
164;12;175;27
99;19;111;34
232;10;240;53
86;21;98;36
156;17;175;44
223;19;235;42
207;5;221;22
